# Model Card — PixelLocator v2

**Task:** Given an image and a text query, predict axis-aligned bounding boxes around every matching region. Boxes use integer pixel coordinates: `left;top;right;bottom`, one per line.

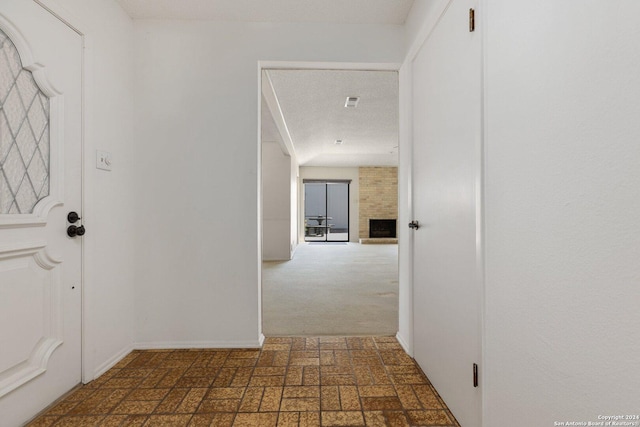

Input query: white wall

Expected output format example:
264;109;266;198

299;167;360;243
133;20;404;346
290;155;299;256
56;0;136;380
483;2;640;425
262;141;292;261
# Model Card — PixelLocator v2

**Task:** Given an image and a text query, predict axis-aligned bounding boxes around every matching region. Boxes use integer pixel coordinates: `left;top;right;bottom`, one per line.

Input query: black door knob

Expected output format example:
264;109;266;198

67;225;86;238
67;211;81;223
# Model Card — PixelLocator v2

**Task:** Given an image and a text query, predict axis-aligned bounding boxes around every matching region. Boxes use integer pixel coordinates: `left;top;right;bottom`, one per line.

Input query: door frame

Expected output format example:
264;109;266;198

401;0;486;424
256;61;403;339
33;0;95;384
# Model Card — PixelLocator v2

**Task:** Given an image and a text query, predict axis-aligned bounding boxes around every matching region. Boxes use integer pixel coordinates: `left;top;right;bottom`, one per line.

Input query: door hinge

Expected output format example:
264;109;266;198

473;363;479;387
469;8;475;32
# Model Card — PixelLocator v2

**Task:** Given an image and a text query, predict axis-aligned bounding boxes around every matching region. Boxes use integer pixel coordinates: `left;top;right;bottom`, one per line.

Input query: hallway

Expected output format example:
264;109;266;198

262;244;398;336
29;337;459;427
2;1;639;425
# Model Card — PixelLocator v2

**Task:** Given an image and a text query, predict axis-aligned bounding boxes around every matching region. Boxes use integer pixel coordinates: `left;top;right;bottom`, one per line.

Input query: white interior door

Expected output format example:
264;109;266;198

0;2;83;425
411;0;482;426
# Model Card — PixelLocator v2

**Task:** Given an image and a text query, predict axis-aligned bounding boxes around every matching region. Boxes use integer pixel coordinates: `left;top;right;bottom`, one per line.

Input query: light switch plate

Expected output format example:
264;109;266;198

96;150;112;171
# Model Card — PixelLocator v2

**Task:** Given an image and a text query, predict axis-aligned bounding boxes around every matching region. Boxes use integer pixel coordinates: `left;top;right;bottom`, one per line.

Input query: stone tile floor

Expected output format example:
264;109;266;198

28;337;460;426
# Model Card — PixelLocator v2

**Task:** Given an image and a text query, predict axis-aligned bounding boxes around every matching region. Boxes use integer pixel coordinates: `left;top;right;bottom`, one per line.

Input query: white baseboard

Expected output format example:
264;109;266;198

92;344;133;381
90;338;265;381
396;332;413;357
290;242;300;259
134;339;263;350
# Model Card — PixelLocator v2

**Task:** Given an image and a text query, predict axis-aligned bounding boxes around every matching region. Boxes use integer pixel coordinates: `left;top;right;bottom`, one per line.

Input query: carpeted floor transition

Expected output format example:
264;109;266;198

29;336;460;427
262;243;399;336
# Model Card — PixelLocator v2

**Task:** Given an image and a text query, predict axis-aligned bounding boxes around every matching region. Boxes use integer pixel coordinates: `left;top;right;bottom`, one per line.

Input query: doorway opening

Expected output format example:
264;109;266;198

304;180;350;242
259;64;400;336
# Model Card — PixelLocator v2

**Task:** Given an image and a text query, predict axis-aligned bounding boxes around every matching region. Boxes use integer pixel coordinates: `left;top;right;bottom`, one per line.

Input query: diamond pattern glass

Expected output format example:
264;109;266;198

0;29;50;214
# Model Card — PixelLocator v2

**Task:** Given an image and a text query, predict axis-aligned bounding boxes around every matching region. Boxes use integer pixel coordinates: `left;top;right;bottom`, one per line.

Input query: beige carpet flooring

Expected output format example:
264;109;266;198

262;243;398;336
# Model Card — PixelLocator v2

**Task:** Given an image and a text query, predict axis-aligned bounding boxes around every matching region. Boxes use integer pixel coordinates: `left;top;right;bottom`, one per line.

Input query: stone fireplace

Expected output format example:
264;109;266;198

358;167;398;244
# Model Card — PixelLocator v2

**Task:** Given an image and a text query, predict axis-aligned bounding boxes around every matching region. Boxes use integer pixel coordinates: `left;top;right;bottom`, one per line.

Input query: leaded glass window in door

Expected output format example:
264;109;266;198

0;28;50;214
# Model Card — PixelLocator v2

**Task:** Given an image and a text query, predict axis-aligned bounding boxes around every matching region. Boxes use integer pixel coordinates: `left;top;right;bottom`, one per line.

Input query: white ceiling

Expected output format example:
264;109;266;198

265;69;398;167
117;0;415;24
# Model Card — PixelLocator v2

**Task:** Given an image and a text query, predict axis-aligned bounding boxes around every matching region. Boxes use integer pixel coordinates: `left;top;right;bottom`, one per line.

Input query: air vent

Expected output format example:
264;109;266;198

344;97;360;108
335;139;344;145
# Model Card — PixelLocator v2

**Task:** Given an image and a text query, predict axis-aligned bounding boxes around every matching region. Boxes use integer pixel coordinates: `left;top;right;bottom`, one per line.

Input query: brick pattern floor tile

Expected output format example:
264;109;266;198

28;337;460;426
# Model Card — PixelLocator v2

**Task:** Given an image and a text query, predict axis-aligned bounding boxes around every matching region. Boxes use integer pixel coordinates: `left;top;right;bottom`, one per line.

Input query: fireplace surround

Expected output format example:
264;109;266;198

369;219;397;238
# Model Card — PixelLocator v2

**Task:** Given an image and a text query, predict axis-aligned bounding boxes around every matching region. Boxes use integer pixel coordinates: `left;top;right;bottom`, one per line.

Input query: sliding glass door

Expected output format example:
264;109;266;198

304;181;349;242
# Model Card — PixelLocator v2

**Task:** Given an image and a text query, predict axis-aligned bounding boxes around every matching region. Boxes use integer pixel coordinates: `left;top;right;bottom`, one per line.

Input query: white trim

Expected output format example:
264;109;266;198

257;61;264;344
80;35;95;385
33;0;96;385
397;61;414;358
258;61;401;72
289;239;300;259
479;1;488;424
33;0;88;36
262;256;291;262
404;0;454;64
79;32;94;385
262;70;297;160
88;336;268;383
135;340;264;350
0;241;45;258
93;344;133;380
256;60;402;338
395;332;412;357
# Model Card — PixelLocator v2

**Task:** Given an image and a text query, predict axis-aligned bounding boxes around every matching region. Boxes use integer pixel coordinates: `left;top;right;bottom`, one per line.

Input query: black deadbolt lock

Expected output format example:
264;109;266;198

67;211;81;223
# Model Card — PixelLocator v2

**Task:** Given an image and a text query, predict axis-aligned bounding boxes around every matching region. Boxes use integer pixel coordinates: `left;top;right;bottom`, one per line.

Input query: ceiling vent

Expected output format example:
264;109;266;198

344;97;360;108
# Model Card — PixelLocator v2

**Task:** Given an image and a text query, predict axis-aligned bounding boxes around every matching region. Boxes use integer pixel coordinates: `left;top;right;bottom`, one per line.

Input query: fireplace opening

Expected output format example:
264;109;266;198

369;219;397;238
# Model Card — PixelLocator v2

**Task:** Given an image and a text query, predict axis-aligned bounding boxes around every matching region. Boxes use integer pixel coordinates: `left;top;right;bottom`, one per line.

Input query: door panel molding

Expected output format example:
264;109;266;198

0;3;83;422
0;241;62;398
0;13;64;228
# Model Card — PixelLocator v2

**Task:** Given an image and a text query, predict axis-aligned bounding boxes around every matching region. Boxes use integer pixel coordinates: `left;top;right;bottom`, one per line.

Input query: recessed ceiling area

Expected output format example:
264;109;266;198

264;69;399;168
116;0;415;24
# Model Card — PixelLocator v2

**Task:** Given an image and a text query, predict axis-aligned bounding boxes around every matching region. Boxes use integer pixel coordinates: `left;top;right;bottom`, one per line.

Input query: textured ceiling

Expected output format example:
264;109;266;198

117;0;415;24
266;69;398;167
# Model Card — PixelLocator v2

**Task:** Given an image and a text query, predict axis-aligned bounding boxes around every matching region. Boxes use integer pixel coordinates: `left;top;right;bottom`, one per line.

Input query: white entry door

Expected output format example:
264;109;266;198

0;1;83;425
411;0;482;426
